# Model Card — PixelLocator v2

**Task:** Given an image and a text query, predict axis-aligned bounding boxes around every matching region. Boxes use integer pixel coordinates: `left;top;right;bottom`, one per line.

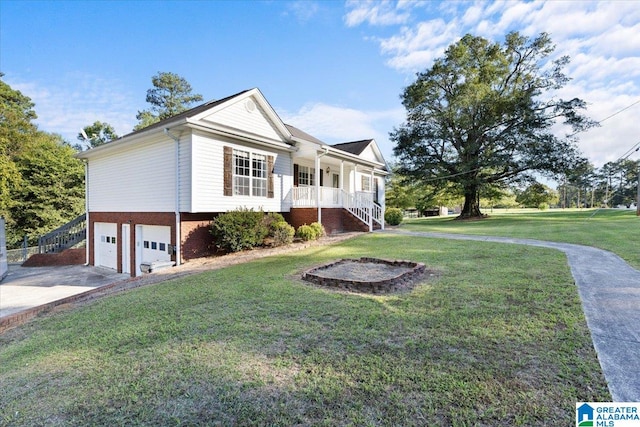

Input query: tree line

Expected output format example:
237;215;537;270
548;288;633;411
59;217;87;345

387;157;640;213
0;72;202;249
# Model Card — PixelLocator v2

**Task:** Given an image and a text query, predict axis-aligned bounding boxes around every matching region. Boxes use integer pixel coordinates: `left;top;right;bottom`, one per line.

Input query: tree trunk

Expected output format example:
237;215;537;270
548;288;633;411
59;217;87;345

457;185;483;219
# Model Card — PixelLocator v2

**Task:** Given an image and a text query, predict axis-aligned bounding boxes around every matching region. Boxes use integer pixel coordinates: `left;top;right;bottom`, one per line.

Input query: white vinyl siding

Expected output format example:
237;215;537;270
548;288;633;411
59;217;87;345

88;136;175;212
190;132;292;213
200;97;282;142
178;134;192;212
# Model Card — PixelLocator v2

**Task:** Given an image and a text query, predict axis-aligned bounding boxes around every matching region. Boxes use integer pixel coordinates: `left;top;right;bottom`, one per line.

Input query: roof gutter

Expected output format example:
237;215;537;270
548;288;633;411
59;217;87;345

325;146;389;175
76;119;189;159
186;121;298;152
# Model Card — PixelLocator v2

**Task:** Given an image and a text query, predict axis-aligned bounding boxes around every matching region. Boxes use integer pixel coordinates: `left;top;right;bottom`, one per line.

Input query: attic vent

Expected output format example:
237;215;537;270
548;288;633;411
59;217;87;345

245;99;256;112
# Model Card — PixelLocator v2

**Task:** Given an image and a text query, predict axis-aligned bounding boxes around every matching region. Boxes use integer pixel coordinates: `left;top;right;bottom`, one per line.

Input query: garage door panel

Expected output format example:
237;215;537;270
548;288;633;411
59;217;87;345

140;225;171;263
95;222;117;270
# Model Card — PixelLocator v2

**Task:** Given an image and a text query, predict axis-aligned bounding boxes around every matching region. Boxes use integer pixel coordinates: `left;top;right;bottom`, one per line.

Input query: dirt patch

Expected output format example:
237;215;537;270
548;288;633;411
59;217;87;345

302;257;431;294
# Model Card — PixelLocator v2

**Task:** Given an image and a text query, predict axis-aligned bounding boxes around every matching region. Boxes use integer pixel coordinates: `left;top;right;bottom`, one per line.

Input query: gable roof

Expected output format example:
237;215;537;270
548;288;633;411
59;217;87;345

121;89;252;139
77;88;296;158
285;124;325;145
77;87;386;172
330;139;373;156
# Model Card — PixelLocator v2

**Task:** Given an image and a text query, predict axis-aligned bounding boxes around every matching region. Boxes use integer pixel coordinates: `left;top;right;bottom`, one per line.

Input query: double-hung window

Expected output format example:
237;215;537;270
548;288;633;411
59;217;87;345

298;165;315;186
233;149;250;196
361;175;372;192
233;149;268;197
252;154;267;197
225;146;273;198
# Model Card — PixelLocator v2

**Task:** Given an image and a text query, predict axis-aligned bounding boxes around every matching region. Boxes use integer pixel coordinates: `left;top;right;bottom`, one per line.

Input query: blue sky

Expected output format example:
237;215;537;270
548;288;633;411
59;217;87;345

2;0;639;169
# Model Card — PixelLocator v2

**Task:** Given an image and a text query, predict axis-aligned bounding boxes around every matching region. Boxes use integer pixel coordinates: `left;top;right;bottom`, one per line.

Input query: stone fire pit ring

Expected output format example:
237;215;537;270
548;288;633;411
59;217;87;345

302;257;426;294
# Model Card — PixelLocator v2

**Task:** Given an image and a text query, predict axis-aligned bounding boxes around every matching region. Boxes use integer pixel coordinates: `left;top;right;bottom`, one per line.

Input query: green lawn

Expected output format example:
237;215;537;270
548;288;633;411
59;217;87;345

403;208;640;269
0;230;609;426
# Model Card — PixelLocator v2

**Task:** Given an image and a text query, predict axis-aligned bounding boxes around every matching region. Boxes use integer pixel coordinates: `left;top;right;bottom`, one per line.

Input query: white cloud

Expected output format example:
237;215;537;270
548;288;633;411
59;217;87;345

283;1;320;23
344;0;411;27
278;102;405;161
344;0;640;168
7;73;138;142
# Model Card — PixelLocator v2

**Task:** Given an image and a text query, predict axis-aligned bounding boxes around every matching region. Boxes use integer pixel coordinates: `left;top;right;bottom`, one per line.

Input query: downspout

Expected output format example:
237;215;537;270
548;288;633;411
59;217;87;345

316;147;329;224
164;128;181;267
83;159;90;266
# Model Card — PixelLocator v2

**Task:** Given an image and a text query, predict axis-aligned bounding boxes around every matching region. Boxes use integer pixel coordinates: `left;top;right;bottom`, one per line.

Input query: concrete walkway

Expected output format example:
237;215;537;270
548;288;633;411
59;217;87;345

385;229;640;402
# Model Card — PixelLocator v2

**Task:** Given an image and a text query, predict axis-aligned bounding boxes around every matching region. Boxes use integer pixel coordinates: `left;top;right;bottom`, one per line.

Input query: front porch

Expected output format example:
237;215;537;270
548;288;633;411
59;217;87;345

288;187;384;232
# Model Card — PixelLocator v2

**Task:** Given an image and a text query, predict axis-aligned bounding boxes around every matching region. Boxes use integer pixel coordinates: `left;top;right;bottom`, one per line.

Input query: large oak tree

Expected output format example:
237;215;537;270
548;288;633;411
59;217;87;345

392;32;594;218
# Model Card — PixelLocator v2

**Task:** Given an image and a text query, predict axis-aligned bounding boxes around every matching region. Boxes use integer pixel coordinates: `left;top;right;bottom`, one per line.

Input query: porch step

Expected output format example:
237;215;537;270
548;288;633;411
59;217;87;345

341;209;370;233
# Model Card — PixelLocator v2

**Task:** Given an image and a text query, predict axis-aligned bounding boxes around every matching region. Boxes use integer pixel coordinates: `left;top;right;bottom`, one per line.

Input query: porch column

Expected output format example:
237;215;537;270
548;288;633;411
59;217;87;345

353;164;358;192
315;153;321;224
340;160;344;206
370;169;374;192
368;167;373;231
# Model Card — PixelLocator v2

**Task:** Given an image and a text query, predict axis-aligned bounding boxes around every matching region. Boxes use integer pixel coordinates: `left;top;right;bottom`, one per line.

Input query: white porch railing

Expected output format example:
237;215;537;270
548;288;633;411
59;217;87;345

289;187;384;231
291;187;342;208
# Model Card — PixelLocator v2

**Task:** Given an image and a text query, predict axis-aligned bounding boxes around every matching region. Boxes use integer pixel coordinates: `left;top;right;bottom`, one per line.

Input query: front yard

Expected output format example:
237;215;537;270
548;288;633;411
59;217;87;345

0;232;609;426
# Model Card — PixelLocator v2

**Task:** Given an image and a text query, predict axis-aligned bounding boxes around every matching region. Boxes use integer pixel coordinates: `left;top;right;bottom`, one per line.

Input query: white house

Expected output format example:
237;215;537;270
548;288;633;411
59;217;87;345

77;88;388;276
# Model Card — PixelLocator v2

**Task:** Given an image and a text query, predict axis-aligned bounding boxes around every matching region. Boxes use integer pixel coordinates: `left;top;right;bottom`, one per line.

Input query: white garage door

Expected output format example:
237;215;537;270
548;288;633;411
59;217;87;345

95;222;117;270
136;225;171;276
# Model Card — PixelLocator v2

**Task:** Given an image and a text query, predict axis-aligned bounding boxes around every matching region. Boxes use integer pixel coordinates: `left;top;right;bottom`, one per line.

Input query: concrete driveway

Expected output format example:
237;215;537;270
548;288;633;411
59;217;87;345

0;264;130;318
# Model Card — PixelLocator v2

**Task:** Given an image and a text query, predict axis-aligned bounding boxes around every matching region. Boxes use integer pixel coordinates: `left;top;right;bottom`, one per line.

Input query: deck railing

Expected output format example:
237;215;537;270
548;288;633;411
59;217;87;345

38;214;87;254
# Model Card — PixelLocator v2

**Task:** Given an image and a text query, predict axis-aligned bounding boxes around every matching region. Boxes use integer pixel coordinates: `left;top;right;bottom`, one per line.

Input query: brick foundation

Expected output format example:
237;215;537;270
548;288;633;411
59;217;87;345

22;248;86;267
88;209;370;276
289;208;369;234
180;213;218;260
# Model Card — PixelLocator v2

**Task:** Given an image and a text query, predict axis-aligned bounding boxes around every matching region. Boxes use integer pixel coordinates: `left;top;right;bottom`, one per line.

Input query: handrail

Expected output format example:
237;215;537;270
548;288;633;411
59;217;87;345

38;213;87;254
289;188;384;231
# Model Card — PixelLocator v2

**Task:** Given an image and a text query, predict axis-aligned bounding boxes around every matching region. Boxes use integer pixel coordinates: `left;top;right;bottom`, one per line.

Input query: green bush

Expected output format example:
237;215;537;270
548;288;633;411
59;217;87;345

385;207;404;226
538;203;549;211
210;208;268;252
263;212;286;232
309;222;325;238
296;224;316;241
270;221;295;247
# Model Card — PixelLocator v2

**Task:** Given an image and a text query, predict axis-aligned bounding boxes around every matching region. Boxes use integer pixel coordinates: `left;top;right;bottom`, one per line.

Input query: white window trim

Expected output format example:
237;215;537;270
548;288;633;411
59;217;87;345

233;149;268;197
298;165;315;187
